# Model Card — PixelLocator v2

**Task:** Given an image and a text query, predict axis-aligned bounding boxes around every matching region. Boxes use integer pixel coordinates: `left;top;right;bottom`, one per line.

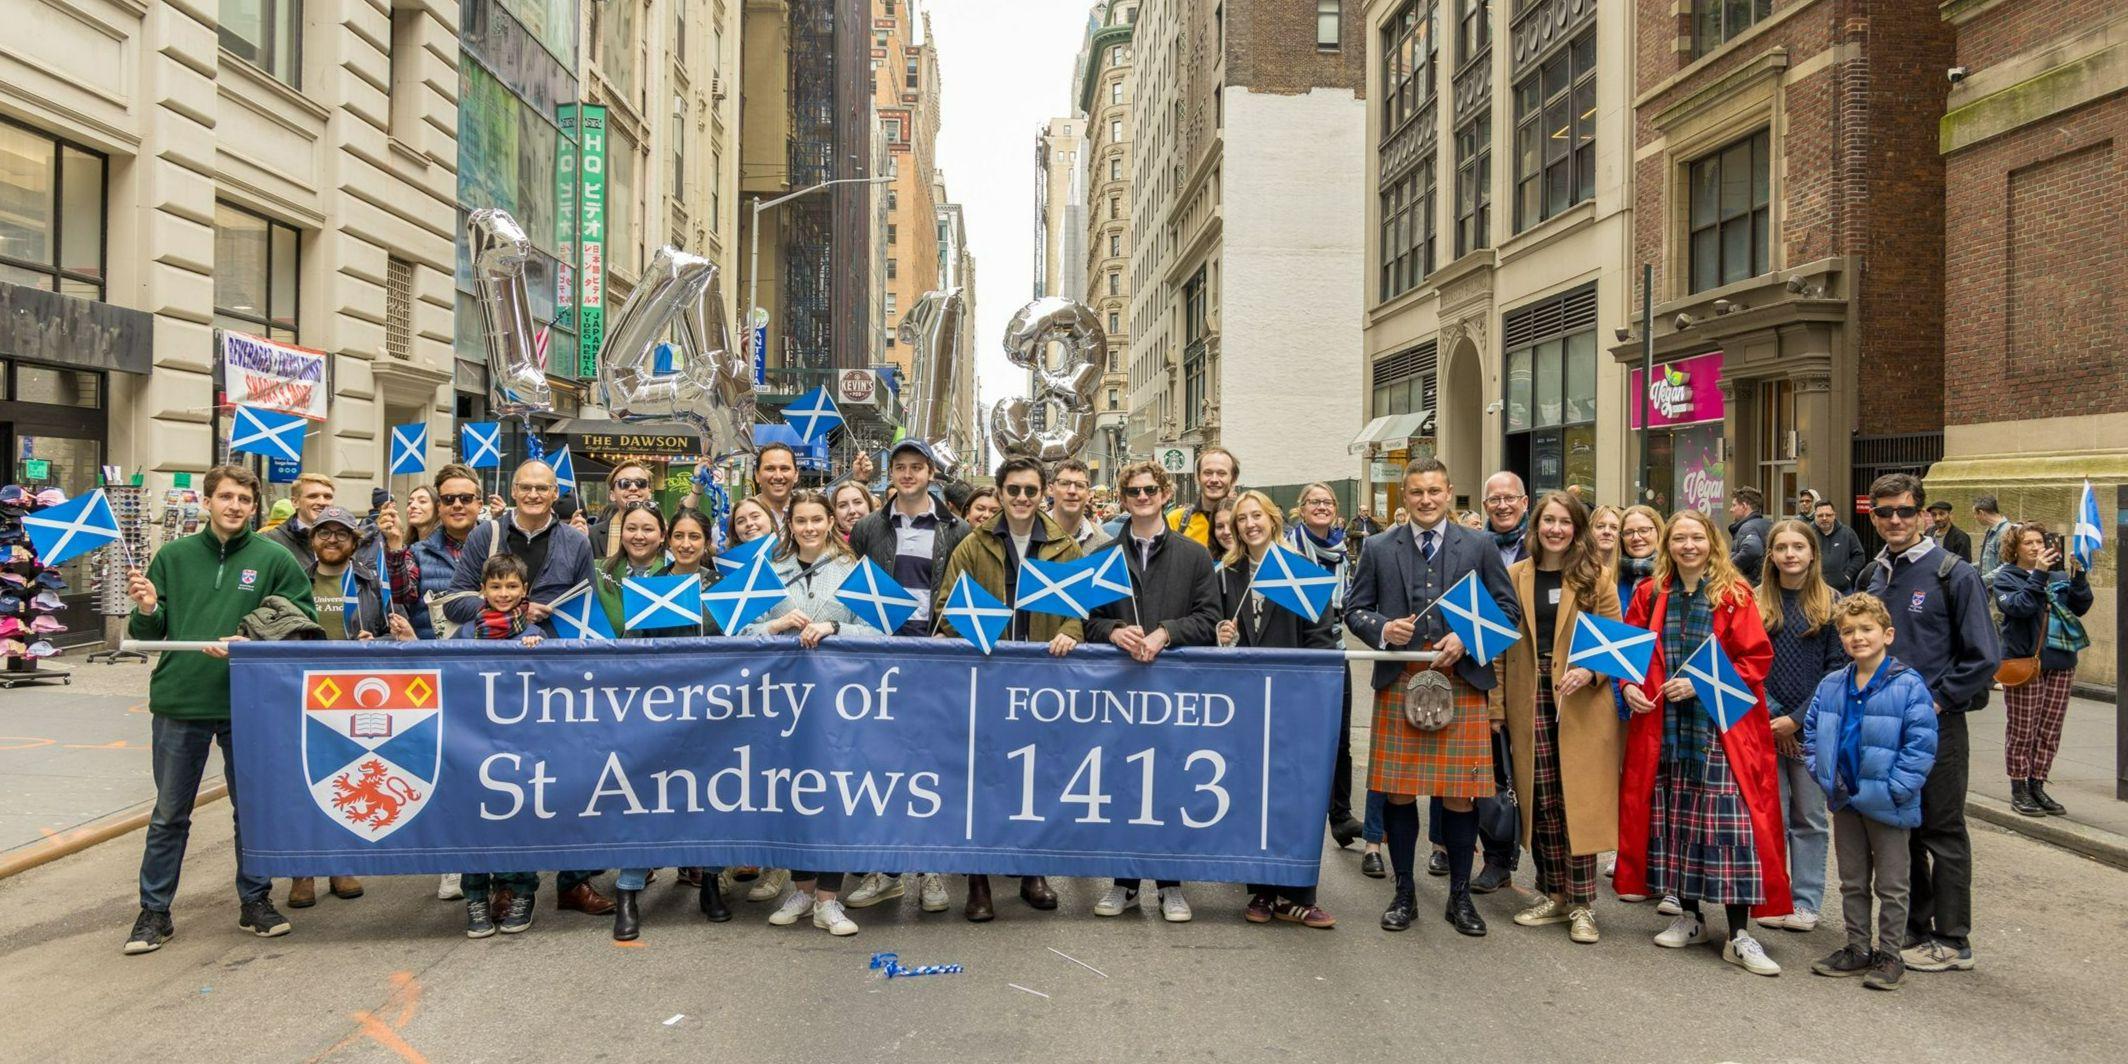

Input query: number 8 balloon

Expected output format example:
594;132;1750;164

990;297;1105;464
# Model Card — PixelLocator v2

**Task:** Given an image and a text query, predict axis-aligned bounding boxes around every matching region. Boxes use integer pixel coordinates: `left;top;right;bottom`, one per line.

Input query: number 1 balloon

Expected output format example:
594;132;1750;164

467;210;553;420
896;287;966;475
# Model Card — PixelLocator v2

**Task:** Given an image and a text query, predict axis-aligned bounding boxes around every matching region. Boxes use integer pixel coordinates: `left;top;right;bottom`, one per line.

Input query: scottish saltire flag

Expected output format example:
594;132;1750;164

459;422;503;469
1681;635;1755;733
942;573;1012;655
836;557;922;635
1438;570;1522;666
525;434;546;463
1567;612;1657;684
1015;554;1094;619
21;489;121;567
713;534;777;578
547;582;616;641
623;574;703;631
1075;547;1135;612
1251;543;1340;624
229;404;308;464
2073;480;2103;569
784;387;844;444
389;422;428;476
339;566;362;634
703;553;786;635
550;446;576;495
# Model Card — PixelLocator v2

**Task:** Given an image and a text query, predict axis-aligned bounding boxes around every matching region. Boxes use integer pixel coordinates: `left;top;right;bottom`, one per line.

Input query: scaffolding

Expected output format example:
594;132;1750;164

783;0;838;370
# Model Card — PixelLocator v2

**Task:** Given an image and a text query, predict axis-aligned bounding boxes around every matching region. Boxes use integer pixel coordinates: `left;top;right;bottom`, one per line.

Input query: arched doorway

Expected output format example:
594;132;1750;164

1439;335;1484;493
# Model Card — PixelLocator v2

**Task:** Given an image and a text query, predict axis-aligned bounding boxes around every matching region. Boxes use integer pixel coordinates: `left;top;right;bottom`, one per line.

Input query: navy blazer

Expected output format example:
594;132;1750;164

1344;520;1521;692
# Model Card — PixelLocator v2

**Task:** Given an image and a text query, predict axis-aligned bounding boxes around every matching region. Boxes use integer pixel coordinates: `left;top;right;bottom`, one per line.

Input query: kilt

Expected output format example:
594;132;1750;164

1368;662;1493;799
1645;734;1765;906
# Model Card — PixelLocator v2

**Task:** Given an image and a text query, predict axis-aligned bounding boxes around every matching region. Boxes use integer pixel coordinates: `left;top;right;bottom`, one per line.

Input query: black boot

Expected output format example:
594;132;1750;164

2029;779;2067;816
2010;779;2045;817
699;877;732;922
1330;817;1364;849
613;889;641;941
1445;889;1487;937
1380;881;1416;932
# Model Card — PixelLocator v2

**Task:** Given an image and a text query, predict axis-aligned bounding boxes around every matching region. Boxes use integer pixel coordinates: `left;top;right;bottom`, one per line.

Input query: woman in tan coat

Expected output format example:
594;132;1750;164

1501;491;1624;944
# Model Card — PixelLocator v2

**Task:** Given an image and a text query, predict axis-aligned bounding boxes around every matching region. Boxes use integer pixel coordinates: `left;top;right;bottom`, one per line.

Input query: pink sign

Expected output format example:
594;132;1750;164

1628;351;1725;429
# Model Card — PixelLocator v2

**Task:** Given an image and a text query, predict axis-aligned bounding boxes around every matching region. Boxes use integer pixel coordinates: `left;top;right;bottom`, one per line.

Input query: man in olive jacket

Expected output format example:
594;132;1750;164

122;464;315;956
933;456;1083;651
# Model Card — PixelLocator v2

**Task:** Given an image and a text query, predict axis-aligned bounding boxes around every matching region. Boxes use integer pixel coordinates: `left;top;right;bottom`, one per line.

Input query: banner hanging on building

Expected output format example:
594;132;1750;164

228;639;1343;883
220;331;330;421
574;104;608;380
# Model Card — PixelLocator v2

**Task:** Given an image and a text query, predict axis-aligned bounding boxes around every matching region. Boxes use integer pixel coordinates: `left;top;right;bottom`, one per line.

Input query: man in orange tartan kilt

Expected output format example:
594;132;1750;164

1345;458;1521;938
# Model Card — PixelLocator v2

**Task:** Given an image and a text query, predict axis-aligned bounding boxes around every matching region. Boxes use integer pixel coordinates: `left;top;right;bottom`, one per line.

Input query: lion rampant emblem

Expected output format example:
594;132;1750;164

330;758;423;829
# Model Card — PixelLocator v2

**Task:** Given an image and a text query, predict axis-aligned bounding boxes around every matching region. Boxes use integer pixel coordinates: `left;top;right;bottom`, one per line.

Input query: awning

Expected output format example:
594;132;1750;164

549;418;700;457
1347;410;1432;453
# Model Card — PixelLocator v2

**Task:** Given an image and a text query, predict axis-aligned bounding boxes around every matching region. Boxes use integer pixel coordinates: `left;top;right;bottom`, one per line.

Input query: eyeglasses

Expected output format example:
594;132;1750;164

515;484;556;495
1053;480;1089;491
614;477;652;491
311;529;354;542
1483;495;1525;508
1122;485;1160;499
1001;484;1043;499
1871;505;1920;520
1304;499;1336;509
1622;527;1657;538
438;492;479;506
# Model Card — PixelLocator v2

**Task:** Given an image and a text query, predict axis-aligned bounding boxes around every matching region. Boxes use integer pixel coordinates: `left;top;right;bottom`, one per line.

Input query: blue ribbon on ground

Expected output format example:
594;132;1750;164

228;638;1344;884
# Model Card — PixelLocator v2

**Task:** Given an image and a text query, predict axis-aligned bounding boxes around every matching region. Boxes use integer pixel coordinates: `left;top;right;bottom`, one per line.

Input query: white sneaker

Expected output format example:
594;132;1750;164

1724;932;1782;976
747;868;791;903
813;898;859;936
1160;888;1193;923
843;872;904;909
768;889;815;926
919;873;950;912
1616;892;1648;903
436;873;463;901
1654;913;1706;948
1655;895;1683;916
1601;855;1616;878
1785;906;1819;933
1092;884;1139;917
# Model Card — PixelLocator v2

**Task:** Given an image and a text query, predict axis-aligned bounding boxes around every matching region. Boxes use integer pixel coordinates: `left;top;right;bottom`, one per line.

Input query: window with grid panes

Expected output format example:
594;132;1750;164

1455;112;1490;256
1317;1;1341;48
213;202;300;344
1379;1;1436;138
385;258;412;360
220;0;302;88
1695;0;1772;57
1513;32;1595;232
1501;286;1598;497
1182;269;1207;429
1455;0;1488;65
0;119;106;301
1687;130;1770;292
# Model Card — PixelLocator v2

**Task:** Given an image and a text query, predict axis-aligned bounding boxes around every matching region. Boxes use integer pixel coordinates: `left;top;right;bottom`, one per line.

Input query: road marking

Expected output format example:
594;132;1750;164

61;740;133;750
613;940;647;949
308;970;426;1064
0;737;56;751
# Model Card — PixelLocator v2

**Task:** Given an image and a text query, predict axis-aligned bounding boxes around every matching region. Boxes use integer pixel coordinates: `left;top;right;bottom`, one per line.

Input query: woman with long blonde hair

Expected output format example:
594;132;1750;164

1752;519;1845;934
1615;510;1792;976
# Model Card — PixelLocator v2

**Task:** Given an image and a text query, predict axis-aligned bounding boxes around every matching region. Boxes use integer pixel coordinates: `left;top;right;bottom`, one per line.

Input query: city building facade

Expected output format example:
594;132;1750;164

1034;116;1088;304
1077;0;1136;486
873;0;943;381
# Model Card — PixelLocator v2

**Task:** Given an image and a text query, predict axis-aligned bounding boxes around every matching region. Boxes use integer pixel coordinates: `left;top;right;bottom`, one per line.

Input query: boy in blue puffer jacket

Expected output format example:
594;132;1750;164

1801;592;1938;991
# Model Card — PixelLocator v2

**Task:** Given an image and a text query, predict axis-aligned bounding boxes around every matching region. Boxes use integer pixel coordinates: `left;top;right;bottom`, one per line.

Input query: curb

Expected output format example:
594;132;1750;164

0;784;228;881
1967;791;2128;872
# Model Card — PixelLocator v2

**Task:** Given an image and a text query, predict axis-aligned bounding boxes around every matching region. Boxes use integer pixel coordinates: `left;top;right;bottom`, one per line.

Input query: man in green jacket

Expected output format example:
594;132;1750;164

123;464;315;955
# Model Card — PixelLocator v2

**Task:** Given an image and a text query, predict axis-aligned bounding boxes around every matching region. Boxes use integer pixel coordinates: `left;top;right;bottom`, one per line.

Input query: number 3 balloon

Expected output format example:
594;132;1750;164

989;297;1105;464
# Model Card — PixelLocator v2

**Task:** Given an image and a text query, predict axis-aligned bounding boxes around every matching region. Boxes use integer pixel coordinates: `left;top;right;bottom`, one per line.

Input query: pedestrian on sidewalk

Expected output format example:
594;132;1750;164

122;464;316;956
1756;521;1847;935
1991;522;2093;818
1802;593;1939;991
1861;473;1999;974
1811;499;1867;592
1973;496;2011;587
1285;481;1366;850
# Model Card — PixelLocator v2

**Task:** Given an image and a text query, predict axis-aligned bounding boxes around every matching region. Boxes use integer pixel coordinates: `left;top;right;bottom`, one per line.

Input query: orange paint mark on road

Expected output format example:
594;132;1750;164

307;970;426;1064
613;939;647;948
62;740;133;750
127;702;149;714
0;736;56;751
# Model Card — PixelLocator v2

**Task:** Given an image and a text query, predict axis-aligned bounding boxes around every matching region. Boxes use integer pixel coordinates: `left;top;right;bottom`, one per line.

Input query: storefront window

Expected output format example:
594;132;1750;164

1504;335;1595;497
214;202;301;344
0;120;106;301
1505;346;1531;432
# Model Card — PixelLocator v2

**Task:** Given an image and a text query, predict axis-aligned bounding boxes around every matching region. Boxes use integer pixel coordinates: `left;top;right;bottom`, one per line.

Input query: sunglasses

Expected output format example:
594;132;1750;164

1871;505;1920;520
1122;485;1160;499
1001;484;1043;499
614;477;652;490
439;492;478;506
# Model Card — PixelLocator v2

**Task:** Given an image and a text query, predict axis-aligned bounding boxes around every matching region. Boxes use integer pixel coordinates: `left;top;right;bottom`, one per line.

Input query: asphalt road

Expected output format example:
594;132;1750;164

1;805;2121;1063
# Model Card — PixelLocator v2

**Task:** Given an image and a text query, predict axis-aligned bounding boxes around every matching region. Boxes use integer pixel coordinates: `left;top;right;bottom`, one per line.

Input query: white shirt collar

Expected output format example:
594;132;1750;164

1877;537;1935;566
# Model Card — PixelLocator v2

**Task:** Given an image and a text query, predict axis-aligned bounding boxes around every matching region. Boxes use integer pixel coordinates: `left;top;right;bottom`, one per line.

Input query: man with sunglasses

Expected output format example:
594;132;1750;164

589;463;660;560
390;464;489;640
1860;473;1999;975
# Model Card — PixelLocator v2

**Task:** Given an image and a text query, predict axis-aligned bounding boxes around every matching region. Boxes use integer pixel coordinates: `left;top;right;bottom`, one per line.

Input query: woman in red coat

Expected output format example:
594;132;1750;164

1615;510;1793;976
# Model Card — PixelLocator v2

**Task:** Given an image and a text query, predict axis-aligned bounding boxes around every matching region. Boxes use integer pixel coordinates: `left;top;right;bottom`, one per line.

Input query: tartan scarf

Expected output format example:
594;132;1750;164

1660;578;1718;774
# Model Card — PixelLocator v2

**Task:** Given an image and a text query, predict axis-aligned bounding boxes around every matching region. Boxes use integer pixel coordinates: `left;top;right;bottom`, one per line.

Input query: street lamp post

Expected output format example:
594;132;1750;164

746;171;897;374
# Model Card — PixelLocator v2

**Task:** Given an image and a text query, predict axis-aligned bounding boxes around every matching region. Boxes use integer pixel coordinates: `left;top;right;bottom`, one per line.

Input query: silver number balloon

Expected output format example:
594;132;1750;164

467;209;552;418
599;246;758;463
990;297;1104;464
895;287;965;474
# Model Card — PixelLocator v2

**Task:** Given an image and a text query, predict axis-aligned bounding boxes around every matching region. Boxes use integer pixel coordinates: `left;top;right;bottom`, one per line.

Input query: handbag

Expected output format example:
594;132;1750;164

1994;654;2040;688
1475;729;1520;847
1402;667;1456;731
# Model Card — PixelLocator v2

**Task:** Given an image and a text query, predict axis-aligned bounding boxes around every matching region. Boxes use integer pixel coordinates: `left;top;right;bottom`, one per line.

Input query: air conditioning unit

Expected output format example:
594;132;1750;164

710;75;726;101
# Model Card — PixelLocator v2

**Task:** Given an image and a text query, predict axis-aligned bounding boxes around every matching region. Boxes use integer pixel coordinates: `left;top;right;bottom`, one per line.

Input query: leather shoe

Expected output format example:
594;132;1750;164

699;879;732;922
1426;849;1449;877
329;875;364;899
1446;890;1487;937
1360;851;1387;879
1380;886;1416;932
613;889;641;941
964;875;995;922
1470;864;1514;894
1330;817;1364;849
287;878;317;909
1019;876;1058;910
558;881;616;915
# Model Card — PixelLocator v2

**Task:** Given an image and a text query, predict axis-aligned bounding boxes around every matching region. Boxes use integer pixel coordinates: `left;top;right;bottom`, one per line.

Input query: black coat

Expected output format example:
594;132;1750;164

1813;520;1867;590
1936;523;1973;563
1217;561;1340;651
1086;529;1221;648
1345;521;1521;692
847;496;969;582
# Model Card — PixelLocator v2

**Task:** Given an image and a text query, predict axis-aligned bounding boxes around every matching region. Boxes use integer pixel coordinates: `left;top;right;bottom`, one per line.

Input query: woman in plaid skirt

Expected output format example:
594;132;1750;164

1992;522;2094;817
1615;510;1792;976
1500;493;1623;945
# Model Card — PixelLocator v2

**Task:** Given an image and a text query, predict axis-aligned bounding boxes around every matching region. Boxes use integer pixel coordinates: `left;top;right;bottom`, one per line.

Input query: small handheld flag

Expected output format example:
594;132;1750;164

339;566;362;635
547;582;616;641
784;387;845;444
1015;555;1094;619
20;489;124;568
1251;543;1340;624
703;553;787;635
2073;480;2103;569
389;422;428;476
1680;635;1756;732
1438;570;1523;666
836;557;922;635
623;573;704;632
942;573;1012;655
713;534;777;578
1075;547;1136;612
228;405;308;464
1566;612;1657;684
460;422;503;469
550;446;576;496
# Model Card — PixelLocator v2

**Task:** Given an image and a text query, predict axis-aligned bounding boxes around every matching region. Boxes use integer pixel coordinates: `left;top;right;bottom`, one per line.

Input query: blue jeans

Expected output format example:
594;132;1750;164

1777;751;1829;913
617;866;723;891
139;716;270;912
1363;790;1385;844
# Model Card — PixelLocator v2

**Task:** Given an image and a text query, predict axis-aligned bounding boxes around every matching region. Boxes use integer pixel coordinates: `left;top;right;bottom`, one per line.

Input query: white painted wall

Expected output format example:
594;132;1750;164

1220;86;1367;487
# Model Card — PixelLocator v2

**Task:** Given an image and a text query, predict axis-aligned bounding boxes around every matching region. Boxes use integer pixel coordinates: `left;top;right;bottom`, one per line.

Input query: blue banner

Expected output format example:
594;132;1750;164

228;639;1344;885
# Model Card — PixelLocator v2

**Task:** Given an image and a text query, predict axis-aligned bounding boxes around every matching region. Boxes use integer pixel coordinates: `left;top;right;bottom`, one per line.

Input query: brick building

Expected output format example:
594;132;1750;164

1927;0;2125;685
1613;0;1955;518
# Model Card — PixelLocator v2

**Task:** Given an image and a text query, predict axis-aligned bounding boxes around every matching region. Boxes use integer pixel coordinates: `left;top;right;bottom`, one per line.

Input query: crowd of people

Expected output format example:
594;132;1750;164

119;441;2094;992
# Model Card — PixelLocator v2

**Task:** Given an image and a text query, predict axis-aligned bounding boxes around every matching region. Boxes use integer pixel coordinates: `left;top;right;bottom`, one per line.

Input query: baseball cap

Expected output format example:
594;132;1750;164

0;617;24;638
0;486;29;508
886;439;942;471
309;506;362;535
0;572;26;588
25;639;56;658
34;570;65;591
0;593;21;614
31;590;62;611
29;614;63;634
33;488;66;507
0;639;23;659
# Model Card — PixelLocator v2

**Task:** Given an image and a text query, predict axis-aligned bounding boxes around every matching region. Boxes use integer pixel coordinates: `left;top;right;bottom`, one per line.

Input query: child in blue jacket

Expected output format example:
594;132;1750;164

1800;592;1938;991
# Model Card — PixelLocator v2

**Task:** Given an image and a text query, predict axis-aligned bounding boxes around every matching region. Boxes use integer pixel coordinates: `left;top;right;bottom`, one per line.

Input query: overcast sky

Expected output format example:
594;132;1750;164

923;0;1093;451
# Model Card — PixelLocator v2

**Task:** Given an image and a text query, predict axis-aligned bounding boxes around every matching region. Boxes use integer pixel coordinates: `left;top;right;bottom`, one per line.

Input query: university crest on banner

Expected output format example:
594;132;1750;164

301;669;442;841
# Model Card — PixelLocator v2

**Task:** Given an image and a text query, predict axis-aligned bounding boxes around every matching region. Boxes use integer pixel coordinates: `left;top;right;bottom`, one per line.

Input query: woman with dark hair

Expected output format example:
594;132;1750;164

962;485;1001;529
403;485;440;545
831;481;876;543
591;502;670;635
1501;492;1623;944
1614;505;1663;608
1993;522;2094;817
